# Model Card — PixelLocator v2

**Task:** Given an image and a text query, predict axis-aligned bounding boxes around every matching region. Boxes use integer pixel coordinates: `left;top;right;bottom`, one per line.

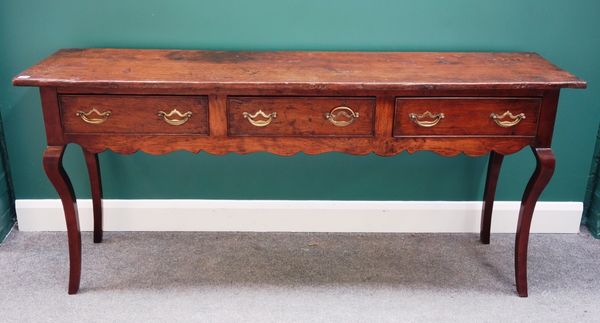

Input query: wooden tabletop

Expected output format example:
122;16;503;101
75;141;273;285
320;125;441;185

13;48;586;91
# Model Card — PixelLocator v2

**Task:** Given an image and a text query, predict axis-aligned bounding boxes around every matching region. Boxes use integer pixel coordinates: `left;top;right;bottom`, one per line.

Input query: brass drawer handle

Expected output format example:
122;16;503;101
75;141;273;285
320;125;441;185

243;109;277;127
157;109;192;126
490;110;526;128
408;111;445;127
325;106;359;127
75;108;112;124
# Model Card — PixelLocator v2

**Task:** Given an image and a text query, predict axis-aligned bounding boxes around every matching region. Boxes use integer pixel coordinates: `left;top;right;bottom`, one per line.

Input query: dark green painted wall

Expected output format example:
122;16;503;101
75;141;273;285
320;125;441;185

1;0;598;201
0;114;15;241
0;158;14;239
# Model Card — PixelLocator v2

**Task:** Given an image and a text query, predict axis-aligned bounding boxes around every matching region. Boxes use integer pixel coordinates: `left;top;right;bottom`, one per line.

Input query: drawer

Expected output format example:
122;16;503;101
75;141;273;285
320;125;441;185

60;95;209;134
393;97;541;137
227;97;375;136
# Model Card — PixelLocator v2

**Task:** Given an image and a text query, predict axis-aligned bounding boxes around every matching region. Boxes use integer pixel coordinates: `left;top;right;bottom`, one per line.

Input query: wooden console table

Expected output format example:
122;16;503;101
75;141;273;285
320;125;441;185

13;49;585;296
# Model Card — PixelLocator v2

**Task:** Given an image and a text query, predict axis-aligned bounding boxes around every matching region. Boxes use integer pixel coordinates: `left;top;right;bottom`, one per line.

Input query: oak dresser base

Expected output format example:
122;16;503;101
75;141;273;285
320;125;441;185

14;49;586;296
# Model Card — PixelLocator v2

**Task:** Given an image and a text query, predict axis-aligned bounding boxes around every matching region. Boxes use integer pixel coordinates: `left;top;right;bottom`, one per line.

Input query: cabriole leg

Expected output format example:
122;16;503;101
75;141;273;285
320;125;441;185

83;150;103;243
480;151;504;244
43;146;81;294
515;147;555;297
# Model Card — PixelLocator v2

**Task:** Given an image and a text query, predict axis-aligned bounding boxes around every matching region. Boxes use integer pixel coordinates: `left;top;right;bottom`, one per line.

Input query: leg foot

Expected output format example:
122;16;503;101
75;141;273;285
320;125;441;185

83;150;103;243
43;146;81;294
480;151;504;244
515;147;555;297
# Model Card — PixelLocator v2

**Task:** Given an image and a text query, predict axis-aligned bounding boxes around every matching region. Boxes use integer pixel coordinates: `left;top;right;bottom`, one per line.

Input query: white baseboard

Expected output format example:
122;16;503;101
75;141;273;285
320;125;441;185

14;199;582;233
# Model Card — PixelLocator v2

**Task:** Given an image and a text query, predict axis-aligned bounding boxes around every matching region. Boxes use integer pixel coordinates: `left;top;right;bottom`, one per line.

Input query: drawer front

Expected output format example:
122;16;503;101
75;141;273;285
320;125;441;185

393;97;540;137
227;97;375;137
60;95;209;134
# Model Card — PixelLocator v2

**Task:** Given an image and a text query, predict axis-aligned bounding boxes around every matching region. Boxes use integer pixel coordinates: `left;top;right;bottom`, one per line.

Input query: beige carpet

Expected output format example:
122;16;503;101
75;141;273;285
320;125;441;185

1;228;599;322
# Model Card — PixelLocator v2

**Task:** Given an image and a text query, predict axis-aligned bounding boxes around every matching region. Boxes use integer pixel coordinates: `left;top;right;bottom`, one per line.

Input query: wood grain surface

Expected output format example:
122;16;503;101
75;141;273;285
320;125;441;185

60;95;209;134
13;49;586;91
393;97;540;136
227;96;375;137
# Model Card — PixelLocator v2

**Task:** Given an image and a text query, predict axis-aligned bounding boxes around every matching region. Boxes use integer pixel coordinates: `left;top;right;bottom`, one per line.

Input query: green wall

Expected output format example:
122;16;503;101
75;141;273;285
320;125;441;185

0;114;15;240
1;0;598;201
